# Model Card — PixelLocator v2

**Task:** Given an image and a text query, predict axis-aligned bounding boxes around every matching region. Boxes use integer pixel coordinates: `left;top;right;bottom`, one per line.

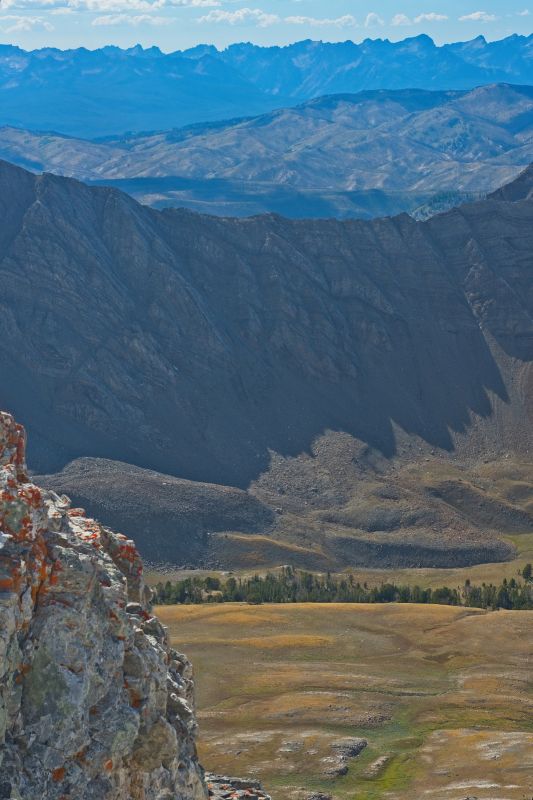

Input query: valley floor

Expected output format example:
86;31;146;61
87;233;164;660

157;603;533;800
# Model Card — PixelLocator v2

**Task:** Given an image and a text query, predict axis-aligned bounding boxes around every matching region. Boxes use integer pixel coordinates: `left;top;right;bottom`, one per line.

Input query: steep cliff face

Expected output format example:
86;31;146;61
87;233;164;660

1;158;532;493
1;159;533;568
0;411;207;800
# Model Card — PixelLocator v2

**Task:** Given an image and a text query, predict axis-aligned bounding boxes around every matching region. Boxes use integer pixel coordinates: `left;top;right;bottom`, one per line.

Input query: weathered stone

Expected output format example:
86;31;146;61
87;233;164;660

362;754;389;777
0;412;208;800
321;737;368;778
206;775;271;800
330;737;367;759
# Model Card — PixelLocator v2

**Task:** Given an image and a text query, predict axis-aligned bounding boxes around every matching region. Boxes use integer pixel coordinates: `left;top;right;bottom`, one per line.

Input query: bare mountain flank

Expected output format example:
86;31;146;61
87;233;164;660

0;159;532;568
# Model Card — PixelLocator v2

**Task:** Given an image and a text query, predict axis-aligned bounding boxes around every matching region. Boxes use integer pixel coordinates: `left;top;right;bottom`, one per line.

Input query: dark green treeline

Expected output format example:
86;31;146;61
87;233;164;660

153;564;533;610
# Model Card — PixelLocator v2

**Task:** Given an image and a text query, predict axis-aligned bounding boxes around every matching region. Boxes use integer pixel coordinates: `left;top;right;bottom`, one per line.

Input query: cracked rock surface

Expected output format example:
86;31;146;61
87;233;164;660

206;774;271;800
0;411;207;800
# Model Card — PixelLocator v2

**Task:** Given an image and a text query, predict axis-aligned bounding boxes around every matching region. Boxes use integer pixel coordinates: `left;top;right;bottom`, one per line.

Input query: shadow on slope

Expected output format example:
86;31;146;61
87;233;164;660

36;458;275;565
0;160;531;495
35;447;533;570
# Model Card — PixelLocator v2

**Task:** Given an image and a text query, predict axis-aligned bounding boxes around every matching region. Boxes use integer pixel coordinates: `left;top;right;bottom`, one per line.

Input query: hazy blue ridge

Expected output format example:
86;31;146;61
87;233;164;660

0;34;532;137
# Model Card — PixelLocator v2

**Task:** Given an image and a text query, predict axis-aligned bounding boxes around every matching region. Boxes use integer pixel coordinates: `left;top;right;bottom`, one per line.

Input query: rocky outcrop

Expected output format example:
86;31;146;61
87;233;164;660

0;411;207;800
321;738;367;777
206;775;271;800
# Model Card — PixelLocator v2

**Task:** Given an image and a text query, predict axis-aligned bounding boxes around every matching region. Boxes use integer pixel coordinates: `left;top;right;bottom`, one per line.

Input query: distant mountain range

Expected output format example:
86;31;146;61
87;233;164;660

1;83;531;219
0;34;532;137
0;159;532;567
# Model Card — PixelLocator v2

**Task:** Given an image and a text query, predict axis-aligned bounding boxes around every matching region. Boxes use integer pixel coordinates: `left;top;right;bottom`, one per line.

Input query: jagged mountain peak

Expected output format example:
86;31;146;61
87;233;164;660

0;34;532;136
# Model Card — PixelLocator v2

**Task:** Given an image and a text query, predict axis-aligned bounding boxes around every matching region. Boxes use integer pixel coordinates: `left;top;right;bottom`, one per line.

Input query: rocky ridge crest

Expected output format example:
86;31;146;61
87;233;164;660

0;410;207;800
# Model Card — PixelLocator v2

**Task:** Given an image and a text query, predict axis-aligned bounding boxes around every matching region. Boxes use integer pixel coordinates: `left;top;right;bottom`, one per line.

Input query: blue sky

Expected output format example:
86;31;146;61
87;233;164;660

0;0;531;51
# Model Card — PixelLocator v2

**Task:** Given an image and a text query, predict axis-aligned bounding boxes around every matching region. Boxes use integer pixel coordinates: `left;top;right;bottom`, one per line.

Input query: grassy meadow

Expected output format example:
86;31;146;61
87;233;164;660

150;466;533;799
157;602;533;800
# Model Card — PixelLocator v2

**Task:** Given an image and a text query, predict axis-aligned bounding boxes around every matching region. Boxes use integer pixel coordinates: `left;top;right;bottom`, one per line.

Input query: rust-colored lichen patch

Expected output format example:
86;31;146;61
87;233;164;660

52;767;66;782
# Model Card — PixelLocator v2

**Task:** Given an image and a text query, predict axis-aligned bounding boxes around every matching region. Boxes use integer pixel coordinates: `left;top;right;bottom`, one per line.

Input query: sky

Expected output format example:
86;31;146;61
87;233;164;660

0;0;531;51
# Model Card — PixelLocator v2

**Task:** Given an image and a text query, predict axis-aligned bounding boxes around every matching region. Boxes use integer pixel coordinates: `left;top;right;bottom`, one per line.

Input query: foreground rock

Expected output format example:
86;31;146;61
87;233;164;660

0;411;207;799
206;775;271;800
321;737;367;777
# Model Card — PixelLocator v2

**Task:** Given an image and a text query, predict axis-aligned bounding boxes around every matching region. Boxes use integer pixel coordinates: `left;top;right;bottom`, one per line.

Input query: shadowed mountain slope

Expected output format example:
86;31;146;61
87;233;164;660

0;160;532;566
490;163;533;201
0;158;532;482
36;458;275;565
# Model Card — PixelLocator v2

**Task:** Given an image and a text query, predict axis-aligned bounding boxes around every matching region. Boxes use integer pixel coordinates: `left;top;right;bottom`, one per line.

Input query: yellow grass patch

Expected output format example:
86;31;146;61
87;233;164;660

157;605;286;627
239;633;334;649
408;728;533;800
163;603;533;800
203;634;334;649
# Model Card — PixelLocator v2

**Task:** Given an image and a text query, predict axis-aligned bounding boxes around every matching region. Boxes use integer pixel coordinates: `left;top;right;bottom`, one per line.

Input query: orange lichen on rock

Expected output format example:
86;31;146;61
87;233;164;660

0;576;15;591
68;508;87;518
52;767;66;782
0;416;48;547
0;412;28;480
127;683;144;709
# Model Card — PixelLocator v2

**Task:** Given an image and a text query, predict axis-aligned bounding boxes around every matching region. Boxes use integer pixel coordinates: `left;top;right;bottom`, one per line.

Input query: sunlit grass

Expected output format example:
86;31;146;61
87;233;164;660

158;602;533;800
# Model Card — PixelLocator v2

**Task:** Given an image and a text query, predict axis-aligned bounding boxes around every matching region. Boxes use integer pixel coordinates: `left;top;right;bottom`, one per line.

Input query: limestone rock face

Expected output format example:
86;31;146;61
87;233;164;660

0;411;207;800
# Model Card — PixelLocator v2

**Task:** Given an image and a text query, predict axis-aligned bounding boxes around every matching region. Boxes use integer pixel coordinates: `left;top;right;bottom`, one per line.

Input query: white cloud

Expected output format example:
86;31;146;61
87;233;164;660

459;10;498;22
517;8;530;14
285;14;357;28
200;8;358;29
0;0;60;7
414;12;448;22
83;0;217;8
364;11;384;27
0;13;54;30
391;13;411;25
392;11;448;26
0;0;218;9
92;11;173;24
198;7;279;26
